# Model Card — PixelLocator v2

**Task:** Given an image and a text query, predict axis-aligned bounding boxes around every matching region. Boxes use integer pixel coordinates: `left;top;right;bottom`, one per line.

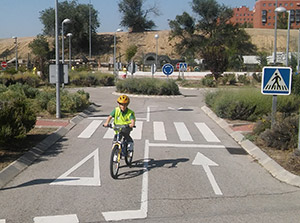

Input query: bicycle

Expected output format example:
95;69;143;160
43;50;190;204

104;124;135;179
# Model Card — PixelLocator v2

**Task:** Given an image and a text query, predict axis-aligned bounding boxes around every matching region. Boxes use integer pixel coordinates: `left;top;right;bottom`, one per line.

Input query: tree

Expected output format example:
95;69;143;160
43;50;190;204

39;0;100;55
118;0;160;32
125;45;138;62
169;0;256;79
29;35;50;80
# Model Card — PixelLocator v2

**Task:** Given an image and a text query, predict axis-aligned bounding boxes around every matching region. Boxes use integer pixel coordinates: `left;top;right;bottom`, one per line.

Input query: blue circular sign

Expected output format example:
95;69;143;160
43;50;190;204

162;63;174;76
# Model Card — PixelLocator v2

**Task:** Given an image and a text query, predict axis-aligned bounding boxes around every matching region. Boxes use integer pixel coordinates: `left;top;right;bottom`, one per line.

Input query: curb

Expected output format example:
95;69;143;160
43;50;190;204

201;105;300;188
0;105;98;189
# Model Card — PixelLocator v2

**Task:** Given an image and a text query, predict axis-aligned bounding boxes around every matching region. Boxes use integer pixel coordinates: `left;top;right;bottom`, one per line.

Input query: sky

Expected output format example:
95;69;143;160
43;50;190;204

0;0;255;39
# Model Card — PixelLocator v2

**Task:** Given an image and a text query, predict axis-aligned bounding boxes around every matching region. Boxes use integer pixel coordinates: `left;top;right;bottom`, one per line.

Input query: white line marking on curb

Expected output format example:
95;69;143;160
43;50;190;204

33;214;79;223
102;140;149;221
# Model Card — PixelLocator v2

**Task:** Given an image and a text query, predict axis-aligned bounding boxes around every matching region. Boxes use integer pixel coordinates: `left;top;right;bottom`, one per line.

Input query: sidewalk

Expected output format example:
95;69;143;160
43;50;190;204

35;118;70;128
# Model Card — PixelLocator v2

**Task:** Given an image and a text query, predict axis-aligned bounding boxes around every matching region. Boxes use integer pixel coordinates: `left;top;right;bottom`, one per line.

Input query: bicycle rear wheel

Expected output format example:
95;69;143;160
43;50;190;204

125;148;134;166
110;145;120;179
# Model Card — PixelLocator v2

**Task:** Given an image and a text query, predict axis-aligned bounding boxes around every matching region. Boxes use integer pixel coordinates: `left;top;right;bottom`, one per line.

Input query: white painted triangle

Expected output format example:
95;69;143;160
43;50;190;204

0;220;6;223
34;214;79;223
263;69;288;91
192;152;219;166
50;149;101;186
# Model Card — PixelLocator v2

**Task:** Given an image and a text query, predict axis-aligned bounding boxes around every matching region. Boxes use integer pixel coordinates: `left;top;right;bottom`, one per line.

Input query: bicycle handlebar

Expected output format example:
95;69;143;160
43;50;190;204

103;124;136;130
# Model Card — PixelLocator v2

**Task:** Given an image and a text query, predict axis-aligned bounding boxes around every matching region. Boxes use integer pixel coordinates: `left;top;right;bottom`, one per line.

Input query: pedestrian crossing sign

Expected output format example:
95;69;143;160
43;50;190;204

261;67;292;95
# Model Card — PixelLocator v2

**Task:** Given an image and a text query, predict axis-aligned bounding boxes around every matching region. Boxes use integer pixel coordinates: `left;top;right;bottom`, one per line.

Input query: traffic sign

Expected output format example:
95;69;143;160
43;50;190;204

179;62;187;72
162;63;174;76
261;67;292;95
1;61;7;69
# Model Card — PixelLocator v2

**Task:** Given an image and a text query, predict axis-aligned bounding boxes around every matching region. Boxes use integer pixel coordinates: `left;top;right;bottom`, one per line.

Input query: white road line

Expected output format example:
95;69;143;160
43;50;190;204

195;122;220;142
147;106;151;122
78;120;102;138
33;214;79;223
102;140;149;221
0;220;6;223
131;121;143;139
148;142;225;149
50;149;101;186
153;121;167;141
174;122;193;141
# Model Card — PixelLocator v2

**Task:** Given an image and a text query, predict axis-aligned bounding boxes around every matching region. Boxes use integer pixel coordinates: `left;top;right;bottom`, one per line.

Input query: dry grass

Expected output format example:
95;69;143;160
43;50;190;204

1;28;300;64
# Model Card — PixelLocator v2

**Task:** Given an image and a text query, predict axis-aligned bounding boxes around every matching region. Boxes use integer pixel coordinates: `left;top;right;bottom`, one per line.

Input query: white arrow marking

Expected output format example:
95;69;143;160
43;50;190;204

192;152;223;195
33;214;79;223
50;149;101;186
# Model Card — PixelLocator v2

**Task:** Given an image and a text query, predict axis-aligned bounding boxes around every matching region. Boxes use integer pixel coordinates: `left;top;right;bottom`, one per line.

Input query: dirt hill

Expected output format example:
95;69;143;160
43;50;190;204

0;28;299;64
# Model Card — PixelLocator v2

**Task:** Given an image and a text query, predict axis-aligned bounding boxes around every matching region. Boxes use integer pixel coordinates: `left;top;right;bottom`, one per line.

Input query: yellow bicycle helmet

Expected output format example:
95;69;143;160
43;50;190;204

117;95;130;105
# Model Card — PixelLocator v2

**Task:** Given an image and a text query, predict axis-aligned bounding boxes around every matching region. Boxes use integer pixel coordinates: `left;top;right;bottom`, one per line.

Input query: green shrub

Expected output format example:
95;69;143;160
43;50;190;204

201;74;216;87
0;93;37;143
116;78;180;95
69;72;115;86
258;114;298;150
205;88;272;121
237;74;250;85
224;73;237;85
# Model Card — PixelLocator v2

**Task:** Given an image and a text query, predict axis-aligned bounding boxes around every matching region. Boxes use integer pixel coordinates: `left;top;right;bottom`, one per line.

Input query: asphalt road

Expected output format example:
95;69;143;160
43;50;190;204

1;87;300;223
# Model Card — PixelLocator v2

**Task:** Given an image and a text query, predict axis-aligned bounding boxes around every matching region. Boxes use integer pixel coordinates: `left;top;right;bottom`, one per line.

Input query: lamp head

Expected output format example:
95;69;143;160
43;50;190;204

62;18;71;24
275;6;287;13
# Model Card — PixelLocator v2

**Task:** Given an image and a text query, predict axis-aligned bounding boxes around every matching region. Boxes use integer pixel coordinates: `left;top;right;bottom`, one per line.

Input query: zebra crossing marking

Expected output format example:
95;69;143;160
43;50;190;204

78;120;102;138
174;122;193;141
153;121;167;141
34;214;79;223
195;123;220;142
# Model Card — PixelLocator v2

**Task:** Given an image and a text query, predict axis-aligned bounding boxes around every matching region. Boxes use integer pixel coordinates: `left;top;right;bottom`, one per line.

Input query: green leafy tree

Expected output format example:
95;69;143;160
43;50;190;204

28;35;50;80
39;0;100;55
118;0;160;32
125;45;138;62
169;0;256;80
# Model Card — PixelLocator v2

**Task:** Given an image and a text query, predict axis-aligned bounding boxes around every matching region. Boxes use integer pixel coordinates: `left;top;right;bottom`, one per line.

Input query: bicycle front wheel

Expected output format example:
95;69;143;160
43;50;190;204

110;145;120;179
125;149;134;167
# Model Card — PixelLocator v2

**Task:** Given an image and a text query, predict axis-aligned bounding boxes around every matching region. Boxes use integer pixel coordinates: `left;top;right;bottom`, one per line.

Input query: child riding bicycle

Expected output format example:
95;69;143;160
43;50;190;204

103;95;136;153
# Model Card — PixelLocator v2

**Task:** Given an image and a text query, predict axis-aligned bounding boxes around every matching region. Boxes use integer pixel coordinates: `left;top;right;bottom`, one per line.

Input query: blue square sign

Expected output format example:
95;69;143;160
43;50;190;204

261;66;292;95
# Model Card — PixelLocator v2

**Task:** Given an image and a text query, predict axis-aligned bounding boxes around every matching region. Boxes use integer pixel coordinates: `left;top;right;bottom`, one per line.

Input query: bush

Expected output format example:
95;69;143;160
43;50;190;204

69;72;115;86
205;88;300;122
0;93;37;143
292;74;300;95
116;78;181;95
201;74;217;87
258;114;298;150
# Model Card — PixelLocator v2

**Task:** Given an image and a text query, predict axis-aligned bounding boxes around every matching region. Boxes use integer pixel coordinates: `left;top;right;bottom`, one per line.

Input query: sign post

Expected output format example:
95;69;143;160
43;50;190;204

261;66;292;128
162;63;174;78
1;61;7;70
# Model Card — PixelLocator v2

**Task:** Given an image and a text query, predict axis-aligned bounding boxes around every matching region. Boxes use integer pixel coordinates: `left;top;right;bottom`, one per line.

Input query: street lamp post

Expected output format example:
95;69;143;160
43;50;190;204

271;6;287;128
273;0;278;65
62;18;71;64
286;10;291;66
113;28;123;78
67;33;72;68
155;34;159;67
55;0;60;118
12;36;18;71
89;0;92;59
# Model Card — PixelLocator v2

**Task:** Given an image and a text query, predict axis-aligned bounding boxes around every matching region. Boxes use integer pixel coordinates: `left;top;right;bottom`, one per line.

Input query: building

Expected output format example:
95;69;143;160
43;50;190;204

231;0;300;29
253;0;300;29
230;6;254;26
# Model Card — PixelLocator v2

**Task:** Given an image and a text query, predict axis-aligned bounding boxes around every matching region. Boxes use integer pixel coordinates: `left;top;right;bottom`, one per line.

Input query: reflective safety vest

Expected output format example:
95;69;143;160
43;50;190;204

114;107;135;125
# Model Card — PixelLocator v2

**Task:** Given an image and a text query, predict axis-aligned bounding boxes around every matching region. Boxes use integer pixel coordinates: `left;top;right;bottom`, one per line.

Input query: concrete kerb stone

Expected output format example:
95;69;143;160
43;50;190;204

201;105;300;188
0;106;92;189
